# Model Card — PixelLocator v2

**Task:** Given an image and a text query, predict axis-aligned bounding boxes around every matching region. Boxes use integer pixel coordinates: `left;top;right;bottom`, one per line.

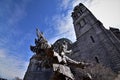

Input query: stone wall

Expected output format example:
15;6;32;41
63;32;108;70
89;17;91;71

71;3;120;72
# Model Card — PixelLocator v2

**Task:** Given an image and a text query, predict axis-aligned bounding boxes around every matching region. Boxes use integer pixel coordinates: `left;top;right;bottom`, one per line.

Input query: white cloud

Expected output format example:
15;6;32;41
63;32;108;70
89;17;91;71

59;0;71;10
88;0;120;29
51;0;120;44
0;32;33;79
51;0;90;43
7;0;28;27
0;1;31;78
49;13;76;43
0;49;29;79
7;5;26;26
0;49;6;58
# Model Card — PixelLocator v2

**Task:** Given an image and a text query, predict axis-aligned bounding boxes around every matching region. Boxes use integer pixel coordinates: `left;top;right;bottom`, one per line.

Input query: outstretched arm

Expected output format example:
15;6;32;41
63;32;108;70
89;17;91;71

65;56;91;69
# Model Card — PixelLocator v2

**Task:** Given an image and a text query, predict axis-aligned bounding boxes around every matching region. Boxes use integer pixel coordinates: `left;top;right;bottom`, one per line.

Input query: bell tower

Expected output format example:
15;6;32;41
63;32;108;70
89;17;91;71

71;3;98;40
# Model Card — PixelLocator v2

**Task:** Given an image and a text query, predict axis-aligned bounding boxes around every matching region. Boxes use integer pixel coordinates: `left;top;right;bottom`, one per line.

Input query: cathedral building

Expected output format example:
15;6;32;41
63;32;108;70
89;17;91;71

71;3;120;72
24;3;120;80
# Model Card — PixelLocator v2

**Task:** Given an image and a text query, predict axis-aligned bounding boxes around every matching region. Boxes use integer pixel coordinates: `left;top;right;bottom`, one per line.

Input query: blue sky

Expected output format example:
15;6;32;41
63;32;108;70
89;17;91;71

0;0;120;79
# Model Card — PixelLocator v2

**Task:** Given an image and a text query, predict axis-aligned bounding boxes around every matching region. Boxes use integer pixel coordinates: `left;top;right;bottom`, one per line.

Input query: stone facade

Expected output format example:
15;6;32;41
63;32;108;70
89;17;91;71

71;3;120;72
